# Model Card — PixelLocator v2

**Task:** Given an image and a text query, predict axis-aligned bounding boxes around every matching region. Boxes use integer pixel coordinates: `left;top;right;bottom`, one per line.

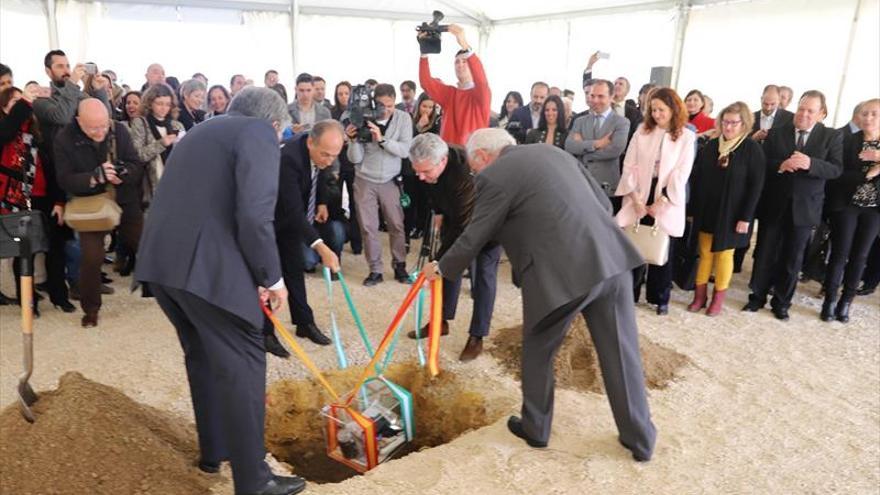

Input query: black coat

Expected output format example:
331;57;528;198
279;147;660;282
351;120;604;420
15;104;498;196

688;138;766;251
756;123;843;227
425;146;476;258
826;130;880;212
54;120;144;206
750;108;794;133
177;103;206;131
275;133;326;245
135;115;282;328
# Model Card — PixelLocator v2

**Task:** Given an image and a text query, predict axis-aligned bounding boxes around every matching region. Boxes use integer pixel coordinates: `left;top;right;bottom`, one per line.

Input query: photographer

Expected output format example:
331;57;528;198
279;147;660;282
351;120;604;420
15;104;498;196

346;83;413;286
55;98;144;327
128;84;185;206
419;24;491;146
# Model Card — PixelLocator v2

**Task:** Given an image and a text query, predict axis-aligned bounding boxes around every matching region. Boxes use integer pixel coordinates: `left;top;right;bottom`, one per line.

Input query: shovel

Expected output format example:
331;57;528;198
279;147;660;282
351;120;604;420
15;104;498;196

15;217;37;422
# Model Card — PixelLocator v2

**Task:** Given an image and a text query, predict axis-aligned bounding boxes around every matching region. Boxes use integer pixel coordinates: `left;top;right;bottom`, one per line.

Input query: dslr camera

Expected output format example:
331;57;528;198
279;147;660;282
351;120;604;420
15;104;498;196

416;10;449;54
344;85;381;143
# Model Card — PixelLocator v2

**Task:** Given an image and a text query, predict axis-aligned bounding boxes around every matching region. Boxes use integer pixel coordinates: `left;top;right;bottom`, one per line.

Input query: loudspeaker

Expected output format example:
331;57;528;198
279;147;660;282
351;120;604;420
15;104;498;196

650;66;673;87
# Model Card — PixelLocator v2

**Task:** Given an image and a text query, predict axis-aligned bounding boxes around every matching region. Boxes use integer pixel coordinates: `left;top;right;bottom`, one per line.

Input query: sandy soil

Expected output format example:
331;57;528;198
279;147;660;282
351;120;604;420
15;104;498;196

0;240;878;494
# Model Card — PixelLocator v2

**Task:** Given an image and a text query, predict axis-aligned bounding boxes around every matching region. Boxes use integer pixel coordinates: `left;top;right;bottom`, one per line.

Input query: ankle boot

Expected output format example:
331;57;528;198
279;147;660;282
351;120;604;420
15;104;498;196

687;284;708;312
705;288;727;317
820;292;837;322
835;295;853;323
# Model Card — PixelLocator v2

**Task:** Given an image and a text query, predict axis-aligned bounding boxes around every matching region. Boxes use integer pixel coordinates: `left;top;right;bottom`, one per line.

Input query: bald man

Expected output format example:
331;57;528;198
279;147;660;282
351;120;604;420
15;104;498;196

54;98;144;327
142;63;166;91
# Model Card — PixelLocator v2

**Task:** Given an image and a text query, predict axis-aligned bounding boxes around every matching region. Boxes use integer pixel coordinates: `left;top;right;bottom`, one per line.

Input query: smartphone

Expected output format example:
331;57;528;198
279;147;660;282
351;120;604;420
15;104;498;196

84;62;98;75
598;51;611;60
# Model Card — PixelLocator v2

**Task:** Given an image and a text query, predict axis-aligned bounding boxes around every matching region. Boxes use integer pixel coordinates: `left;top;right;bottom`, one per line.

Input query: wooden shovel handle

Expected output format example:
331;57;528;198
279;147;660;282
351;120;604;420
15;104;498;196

20;276;33;335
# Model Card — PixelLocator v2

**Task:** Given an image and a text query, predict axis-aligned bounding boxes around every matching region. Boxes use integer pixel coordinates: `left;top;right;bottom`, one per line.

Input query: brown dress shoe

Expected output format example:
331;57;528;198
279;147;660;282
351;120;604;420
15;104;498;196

81;312;98;328
407;320;449;339
459;336;483;362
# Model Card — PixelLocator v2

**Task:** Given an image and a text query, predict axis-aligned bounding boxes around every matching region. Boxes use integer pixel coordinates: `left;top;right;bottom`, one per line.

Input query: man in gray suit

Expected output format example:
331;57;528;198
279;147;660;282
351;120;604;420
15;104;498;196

136;88;310;495
565;79;630;206
426;129;657;462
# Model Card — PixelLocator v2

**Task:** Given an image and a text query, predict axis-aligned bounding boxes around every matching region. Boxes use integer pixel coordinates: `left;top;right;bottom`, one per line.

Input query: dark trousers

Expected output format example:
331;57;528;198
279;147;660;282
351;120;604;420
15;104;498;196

340;163;362;253
825;206;880;298
863;238;880;290
13;196;69;305
76;202;142;314
441;244;501;337
277;237;314;326
520;271;656;459
749;213;814;309
152;284;271;494
733;220;755;272
632;239;674;306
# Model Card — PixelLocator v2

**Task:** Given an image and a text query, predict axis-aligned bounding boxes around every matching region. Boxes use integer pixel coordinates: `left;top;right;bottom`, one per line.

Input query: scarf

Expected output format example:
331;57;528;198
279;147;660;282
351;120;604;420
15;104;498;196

146;114;174;163
717;132;748;168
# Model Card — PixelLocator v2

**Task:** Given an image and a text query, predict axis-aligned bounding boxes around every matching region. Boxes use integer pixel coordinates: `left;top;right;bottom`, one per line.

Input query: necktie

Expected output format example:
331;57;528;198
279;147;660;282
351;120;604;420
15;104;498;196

307;168;318;224
796;130;807;151
593;115;603;137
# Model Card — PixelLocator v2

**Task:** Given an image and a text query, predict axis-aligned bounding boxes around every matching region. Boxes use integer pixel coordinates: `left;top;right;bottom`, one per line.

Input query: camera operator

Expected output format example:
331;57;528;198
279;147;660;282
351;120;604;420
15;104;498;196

54;98;143;327
346;84;413;286
419;24;491;146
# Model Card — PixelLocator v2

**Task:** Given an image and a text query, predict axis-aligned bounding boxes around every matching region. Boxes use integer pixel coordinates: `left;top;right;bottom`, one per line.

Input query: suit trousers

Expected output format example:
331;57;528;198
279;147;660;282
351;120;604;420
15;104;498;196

353;175;407;274
441;243;502;337
277;237;315;326
339;161;362;253
749;212;814;309
824;205;880;298
520;271;656;459
152;284;271;494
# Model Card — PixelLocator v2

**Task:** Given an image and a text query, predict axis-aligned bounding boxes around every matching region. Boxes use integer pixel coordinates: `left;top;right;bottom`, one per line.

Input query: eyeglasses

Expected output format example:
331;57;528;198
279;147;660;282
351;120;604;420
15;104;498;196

721;120;742;127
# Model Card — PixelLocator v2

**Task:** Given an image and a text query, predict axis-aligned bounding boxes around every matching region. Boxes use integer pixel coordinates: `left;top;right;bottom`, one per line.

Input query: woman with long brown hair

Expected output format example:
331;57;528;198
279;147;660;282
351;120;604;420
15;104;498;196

128;84;185;205
616;87;696;315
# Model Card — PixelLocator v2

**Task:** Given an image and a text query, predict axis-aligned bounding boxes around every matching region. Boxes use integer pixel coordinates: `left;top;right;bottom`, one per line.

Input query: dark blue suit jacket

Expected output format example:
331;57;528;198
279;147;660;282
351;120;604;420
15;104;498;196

509;105;537;143
276;133;323;246
136;114;283;328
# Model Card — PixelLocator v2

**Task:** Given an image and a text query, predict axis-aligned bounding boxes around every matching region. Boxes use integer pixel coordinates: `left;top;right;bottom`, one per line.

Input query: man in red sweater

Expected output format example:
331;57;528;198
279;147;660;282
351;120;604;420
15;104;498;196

419;24;491;146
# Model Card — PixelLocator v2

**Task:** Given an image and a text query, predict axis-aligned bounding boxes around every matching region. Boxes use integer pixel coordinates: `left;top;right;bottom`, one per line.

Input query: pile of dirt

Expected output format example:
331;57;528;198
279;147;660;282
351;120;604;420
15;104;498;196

0;372;217;495
489;317;690;393
265;362;504;484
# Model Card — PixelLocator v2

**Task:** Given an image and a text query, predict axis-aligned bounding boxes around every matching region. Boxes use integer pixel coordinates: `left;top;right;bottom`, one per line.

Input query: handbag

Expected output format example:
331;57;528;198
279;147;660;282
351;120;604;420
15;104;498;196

624;223;670;266
0;210;49;258
63;127;122;232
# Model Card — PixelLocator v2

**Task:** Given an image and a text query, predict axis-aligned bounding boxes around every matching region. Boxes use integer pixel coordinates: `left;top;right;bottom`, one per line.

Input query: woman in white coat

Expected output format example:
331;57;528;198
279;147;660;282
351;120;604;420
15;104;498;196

615;87;696;314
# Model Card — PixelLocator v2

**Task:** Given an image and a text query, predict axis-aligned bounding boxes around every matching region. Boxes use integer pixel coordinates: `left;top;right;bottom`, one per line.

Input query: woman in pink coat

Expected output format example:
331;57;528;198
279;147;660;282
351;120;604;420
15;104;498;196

615;87;696;314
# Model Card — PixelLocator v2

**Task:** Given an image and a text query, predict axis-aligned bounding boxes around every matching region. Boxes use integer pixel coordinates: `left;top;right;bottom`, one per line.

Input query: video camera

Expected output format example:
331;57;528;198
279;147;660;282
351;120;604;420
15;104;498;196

416;10;449;54
345;85;381;143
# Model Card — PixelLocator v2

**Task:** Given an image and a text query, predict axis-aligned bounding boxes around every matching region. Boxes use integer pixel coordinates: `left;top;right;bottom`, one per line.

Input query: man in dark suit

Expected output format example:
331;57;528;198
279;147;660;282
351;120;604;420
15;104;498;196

508;81;549;143
744;90;843;320
268;120;344;346
838;101;864;147
407;133;502;362
735;84;795;273
136;88;311;495
426;129;656;462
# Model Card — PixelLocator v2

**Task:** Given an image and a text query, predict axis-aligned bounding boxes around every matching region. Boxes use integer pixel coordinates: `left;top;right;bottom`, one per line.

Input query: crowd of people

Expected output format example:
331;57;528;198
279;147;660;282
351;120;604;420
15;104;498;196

1;23;877;495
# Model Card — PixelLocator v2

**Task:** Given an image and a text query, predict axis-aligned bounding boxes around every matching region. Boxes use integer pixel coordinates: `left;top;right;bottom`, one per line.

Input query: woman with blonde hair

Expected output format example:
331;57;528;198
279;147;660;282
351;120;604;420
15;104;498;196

128;84;184;205
616;87;696;315
687;102;766;315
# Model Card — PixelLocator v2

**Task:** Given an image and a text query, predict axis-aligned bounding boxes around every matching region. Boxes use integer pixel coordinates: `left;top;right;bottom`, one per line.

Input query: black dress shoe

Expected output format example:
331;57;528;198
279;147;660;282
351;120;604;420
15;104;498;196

197;460;221;474
394;262;409;283
363;272;383;286
36;282;49;293
53;300;76;313
296;323;332;346
741;299;763;312
820;298;836;322
244;475;306;495
0;291;13;305
101;272;113;284
506;416;547;448
835;298;852;323
264;331;291;358
655;304;668;315
771;306;789;321
856;284;877;296
618;438;651;462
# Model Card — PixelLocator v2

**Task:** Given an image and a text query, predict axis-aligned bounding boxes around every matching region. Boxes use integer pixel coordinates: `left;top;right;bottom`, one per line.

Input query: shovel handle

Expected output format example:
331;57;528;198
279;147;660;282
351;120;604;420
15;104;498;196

21;275;33;336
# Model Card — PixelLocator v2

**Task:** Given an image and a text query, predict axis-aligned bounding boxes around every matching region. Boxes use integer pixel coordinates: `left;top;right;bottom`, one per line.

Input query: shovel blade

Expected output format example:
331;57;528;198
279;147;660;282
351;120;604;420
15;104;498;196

17;387;37;423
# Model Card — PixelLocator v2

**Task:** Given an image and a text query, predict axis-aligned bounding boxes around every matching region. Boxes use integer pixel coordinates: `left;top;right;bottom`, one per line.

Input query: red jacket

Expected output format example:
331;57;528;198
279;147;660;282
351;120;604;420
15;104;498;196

419;52;491;146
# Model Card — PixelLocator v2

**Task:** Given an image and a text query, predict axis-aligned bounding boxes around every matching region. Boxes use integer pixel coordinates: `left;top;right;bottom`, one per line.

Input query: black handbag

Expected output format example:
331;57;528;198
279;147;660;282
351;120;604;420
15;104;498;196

0;210;49;259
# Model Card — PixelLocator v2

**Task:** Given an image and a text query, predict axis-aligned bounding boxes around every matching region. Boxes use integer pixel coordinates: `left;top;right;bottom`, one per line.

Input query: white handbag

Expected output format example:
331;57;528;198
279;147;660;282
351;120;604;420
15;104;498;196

624;223;670;265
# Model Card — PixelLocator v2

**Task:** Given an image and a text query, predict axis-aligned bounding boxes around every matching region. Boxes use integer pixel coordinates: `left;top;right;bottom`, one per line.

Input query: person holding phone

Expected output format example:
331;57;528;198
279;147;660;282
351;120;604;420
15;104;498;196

128;84;184;205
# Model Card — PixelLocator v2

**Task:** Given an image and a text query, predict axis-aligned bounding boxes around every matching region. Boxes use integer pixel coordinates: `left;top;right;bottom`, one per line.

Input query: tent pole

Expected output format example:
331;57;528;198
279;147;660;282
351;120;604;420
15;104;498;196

46;0;59;49
289;0;299;77
833;0;862;127
670;0;690;90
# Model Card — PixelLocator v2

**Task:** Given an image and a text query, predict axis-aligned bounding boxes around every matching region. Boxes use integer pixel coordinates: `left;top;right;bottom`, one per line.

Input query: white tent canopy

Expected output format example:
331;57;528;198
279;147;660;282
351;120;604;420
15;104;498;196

1;0;877;125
